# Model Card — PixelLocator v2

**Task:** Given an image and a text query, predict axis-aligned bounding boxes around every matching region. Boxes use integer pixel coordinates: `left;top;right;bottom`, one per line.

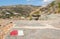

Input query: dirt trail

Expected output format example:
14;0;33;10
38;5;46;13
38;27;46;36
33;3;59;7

14;23;60;30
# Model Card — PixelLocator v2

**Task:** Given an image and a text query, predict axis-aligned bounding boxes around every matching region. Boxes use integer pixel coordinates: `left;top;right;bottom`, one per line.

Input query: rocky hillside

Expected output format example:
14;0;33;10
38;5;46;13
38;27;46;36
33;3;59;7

46;1;60;14
0;5;40;19
0;1;60;19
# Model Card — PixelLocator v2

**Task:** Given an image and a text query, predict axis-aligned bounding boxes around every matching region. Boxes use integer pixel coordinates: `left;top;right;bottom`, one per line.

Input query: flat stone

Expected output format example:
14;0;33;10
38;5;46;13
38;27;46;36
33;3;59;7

5;29;60;39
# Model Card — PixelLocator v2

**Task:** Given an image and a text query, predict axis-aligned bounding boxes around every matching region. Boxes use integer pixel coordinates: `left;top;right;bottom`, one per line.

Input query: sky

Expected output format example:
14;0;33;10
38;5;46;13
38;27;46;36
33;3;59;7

0;0;54;6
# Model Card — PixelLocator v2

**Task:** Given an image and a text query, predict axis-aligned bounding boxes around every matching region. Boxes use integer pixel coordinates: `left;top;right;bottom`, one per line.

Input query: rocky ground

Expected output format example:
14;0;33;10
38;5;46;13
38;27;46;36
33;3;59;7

0;14;60;39
4;20;60;39
6;29;60;39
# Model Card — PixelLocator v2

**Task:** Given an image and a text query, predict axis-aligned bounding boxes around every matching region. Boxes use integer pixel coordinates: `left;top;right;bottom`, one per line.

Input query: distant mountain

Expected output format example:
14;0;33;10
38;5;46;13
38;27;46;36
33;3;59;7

0;5;41;19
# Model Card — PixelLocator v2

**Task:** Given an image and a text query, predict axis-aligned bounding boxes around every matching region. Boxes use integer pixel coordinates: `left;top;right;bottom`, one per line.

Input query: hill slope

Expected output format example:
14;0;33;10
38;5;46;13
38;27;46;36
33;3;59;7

0;5;40;18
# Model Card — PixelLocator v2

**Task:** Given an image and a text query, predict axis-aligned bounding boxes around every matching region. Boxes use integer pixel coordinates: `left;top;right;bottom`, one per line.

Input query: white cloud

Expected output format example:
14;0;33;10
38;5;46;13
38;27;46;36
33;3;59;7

43;0;48;2
43;0;54;2
42;0;54;7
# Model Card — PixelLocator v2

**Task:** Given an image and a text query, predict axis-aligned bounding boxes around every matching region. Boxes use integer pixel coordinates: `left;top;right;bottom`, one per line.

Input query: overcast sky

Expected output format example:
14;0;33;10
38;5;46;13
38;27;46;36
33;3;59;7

0;0;54;6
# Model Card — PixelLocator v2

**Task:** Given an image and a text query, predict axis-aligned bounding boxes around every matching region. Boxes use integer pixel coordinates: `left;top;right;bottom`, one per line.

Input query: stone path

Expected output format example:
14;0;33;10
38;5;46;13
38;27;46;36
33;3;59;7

5;20;60;39
13;20;60;30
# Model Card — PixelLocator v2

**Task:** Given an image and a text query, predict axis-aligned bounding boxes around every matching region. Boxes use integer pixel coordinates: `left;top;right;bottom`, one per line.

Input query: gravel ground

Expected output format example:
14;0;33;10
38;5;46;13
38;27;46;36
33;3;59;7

5;28;60;39
0;19;60;39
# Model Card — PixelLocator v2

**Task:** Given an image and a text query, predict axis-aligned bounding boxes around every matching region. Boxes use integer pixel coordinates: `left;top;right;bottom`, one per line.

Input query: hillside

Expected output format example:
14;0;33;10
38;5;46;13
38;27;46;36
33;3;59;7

0;1;60;20
0;5;40;19
47;1;60;14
